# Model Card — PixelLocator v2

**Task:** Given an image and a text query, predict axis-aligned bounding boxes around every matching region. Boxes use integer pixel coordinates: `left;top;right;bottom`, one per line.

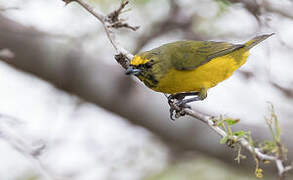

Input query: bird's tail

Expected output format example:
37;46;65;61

244;33;274;50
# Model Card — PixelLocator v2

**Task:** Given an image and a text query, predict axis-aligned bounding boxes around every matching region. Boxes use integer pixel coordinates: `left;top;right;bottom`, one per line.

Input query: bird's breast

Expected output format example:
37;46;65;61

151;50;250;94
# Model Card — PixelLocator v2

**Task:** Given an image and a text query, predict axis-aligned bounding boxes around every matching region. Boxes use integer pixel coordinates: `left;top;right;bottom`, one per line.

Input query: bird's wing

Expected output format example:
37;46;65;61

165;41;244;70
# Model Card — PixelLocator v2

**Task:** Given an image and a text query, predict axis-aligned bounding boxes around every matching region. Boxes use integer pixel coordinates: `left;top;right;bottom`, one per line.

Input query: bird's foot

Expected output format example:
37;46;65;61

167;92;206;120
167;90;207;120
168;95;191;120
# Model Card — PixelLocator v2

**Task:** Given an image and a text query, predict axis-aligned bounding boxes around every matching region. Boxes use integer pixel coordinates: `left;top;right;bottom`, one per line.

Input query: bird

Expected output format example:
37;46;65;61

125;33;274;118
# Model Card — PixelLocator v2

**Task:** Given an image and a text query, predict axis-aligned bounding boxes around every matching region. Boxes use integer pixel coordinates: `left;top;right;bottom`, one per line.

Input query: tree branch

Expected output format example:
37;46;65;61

169;102;292;178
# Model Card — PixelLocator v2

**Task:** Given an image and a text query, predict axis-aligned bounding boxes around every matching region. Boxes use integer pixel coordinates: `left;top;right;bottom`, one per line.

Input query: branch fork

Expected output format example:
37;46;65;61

63;0;139;68
105;1;139;31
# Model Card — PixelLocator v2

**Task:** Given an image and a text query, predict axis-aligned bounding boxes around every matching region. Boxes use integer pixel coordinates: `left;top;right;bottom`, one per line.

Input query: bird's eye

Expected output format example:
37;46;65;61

145;59;154;68
145;61;153;68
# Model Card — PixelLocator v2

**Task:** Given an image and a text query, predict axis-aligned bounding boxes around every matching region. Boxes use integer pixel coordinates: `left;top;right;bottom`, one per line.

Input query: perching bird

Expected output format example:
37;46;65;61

126;33;273;117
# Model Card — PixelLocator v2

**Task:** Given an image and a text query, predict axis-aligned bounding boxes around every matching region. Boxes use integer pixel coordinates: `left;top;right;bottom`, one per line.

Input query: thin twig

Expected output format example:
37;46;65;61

63;0;138;68
175;104;292;178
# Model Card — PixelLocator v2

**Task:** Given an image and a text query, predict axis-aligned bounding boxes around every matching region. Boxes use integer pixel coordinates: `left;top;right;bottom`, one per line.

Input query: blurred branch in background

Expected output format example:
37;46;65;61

227;0;293;21
270;80;293;99
0;7;19;12
0;114;55;180
133;0;203;54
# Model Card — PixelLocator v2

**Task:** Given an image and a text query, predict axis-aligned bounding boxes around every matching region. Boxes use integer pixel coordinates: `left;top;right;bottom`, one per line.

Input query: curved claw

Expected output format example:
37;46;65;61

169;107;175;121
168;96;176;120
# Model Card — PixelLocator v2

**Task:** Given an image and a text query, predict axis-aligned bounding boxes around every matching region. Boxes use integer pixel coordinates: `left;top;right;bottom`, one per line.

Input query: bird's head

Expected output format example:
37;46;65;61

125;55;154;76
125;55;159;88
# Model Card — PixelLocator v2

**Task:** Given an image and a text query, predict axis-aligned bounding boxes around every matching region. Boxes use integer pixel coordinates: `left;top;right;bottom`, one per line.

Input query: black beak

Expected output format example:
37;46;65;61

125;66;141;75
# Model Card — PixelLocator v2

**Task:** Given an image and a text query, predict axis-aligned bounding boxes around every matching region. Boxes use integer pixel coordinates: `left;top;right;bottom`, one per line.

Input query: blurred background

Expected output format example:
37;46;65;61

0;0;293;179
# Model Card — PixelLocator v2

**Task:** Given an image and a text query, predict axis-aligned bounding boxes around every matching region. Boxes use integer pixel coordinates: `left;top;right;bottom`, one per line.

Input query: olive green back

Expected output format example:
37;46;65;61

135;34;273;86
138;41;244;71
137;33;274;72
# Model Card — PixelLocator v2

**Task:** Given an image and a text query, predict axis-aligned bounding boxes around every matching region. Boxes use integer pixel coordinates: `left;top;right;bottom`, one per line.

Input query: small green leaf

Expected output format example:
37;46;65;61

224;118;240;125
233;130;247;138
